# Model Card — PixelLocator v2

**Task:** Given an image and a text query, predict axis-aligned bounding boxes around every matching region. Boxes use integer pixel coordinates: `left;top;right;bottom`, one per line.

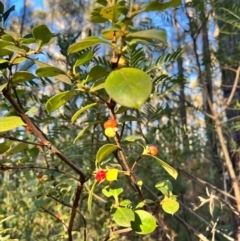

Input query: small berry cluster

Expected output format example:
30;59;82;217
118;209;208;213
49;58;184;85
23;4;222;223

104;119;118;138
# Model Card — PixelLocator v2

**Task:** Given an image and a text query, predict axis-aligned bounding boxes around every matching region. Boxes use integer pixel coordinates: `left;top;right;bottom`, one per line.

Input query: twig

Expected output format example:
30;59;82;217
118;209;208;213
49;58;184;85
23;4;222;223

217;66;240;118
178;168;236;201
2;89;86;183
68;177;84;241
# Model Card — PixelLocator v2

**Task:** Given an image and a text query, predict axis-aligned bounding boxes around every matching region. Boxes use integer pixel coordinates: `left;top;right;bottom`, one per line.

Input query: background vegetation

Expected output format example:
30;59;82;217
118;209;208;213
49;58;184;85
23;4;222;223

0;0;239;240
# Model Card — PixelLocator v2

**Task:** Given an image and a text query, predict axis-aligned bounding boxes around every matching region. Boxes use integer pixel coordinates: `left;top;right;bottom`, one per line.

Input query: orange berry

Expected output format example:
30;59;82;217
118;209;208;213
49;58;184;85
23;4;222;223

143;145;158;156
104;119;117;129
148;145;158;156
25;125;32;132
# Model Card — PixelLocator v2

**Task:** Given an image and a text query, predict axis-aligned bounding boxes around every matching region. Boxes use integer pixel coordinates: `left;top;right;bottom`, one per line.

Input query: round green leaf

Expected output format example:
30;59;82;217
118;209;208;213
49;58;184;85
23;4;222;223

105;68;152;109
32;24;53;48
162;198;179;215
113;207;135;227
0;116;26;132
96;144;118;165
45;90;75;114
12;71;36;83
131;210;157;235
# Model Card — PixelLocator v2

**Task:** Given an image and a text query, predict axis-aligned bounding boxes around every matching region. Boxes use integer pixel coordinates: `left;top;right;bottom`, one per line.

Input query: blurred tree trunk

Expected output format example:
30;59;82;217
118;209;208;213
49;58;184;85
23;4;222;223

186;1;218;168
217;1;240;239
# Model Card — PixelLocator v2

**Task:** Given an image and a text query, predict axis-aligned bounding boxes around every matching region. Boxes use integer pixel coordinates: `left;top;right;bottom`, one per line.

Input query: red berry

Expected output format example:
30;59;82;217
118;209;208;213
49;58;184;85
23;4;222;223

148;145;158;156
95;170;107;182
104;119;117;129
37;173;43;179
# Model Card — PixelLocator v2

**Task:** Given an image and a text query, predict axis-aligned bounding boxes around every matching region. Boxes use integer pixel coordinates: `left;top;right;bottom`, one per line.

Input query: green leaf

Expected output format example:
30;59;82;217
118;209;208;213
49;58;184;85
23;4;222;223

144;155;178;179
113;207;135;227
144;0;181;12
108;185;123;198
6;143;28;156
105;68;152;109
86;65;107;82
12;71;36;83
0;40;14;56
91;7;109;23
131;210;157;235
102;26;121;40
155;180;173;196
0;83;7;91
36;66;65;77
25;106;38;115
88;180;97;214
34;60;72;85
2;35;15;42
3;45;26;54
71;103;97;124
32;24;53;48
162;198;179;215
45;90;75;114
96;144;118;165
68;36;111;54
126;29;167;43
73;125;90;144
123;135;145;143
120;199;132;207
102;184;123;199
106;169;118;181
0;116;26;132
0;59;9;64
53;74;72;85
74;51;93;69
3;5;15;21
0;144;10;154
100;2;128;22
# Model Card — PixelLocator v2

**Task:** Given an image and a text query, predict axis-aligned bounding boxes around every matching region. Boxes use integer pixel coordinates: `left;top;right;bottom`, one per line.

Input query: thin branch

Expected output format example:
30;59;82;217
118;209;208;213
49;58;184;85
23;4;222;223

0;134;39;146
217;66;240;118
179;200;235;241
178;168;237;201
68;177;84;241
41;207;68;230
174;215;210;241
2;89;86;183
